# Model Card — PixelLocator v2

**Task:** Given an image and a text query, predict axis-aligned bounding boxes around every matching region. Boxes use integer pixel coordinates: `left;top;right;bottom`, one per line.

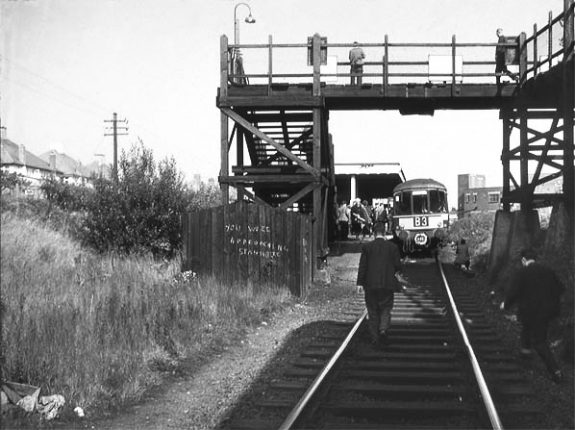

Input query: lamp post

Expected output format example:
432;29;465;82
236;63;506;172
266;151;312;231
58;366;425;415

232;3;255;85
234;2;256;49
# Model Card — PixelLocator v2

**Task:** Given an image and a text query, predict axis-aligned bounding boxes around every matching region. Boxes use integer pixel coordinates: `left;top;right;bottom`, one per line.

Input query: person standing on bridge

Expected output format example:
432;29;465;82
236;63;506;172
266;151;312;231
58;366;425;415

500;248;565;383
349;41;366;85
495;28;518;93
357;222;407;348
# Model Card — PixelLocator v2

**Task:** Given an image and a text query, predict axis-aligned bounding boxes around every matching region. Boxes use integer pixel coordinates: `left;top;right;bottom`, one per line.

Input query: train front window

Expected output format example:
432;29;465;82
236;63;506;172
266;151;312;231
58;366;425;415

412;191;428;214
395;191;412;215
429;190;447;213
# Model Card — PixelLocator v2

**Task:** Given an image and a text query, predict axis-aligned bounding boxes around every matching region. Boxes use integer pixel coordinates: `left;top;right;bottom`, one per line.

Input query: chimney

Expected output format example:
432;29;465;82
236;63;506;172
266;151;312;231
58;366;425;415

18;144;26;166
49;150;57;171
0;126;6;140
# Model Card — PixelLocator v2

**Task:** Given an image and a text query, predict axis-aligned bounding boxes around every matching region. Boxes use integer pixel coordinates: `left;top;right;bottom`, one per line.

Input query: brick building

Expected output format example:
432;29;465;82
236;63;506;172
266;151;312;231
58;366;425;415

458;174;502;216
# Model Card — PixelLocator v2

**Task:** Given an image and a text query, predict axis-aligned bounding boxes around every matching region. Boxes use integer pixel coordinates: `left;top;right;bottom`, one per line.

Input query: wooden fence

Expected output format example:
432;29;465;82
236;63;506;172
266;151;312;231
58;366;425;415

181;201;312;296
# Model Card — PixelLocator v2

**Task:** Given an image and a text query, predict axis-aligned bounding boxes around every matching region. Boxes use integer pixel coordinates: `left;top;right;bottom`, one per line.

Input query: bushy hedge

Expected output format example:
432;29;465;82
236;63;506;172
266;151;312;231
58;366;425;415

41;176;93;212
80;145;189;256
0;170;30;192
26;143;222;257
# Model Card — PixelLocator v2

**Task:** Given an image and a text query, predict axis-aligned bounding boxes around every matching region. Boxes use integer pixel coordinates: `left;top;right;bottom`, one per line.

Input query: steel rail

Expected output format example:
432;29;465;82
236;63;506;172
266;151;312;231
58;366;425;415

278;308;368;430
437;261;504;430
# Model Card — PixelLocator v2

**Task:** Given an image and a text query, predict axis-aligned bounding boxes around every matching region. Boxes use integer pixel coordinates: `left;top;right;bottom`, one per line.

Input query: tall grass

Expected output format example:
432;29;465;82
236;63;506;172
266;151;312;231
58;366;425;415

1;213;290;410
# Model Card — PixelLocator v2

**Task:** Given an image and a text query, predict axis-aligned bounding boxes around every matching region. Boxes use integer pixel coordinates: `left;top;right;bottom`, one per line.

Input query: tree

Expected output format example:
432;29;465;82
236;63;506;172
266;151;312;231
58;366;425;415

0;170;30;192
82;142;189;257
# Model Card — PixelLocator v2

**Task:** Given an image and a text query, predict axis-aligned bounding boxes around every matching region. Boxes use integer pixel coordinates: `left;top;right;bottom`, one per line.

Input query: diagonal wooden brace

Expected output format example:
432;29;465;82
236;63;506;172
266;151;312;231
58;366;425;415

222;108;320;177
279;182;321;210
237;185;273;208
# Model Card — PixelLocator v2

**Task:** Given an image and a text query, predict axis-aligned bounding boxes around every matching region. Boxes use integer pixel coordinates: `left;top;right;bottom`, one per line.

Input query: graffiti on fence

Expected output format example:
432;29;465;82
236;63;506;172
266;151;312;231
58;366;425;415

225;223;288;258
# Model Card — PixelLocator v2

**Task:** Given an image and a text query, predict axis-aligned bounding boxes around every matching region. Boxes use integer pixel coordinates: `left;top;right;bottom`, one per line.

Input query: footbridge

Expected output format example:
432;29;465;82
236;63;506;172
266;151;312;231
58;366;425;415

217;1;574;269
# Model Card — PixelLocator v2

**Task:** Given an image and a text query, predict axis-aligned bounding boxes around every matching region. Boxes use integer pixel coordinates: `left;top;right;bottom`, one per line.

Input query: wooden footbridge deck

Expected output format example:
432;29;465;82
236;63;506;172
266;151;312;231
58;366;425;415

217;2;574;269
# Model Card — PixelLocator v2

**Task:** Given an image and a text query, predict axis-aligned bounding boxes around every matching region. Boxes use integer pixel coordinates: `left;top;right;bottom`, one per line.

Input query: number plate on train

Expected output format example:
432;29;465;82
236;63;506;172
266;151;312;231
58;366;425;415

413;216;428;227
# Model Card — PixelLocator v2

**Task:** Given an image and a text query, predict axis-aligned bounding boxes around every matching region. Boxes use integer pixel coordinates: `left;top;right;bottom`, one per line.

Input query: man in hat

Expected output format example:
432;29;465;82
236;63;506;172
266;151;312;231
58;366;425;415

349;41;366;85
357;222;407;348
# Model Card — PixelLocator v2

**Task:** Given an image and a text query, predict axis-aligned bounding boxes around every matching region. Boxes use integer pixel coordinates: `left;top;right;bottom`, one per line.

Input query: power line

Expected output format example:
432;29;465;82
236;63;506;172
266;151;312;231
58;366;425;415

3;57;110;115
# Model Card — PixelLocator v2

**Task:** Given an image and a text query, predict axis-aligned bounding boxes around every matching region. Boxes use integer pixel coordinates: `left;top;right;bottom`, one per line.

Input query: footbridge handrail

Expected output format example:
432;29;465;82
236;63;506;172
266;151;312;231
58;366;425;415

523;1;574;78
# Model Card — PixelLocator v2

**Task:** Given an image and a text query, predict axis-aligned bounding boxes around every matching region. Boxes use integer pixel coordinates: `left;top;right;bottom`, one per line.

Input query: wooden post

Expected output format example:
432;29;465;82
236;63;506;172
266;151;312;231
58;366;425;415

519;107;530;210
312;33;321;96
221;111;229;206
220;35;229;99
237;125;244;201
548;11;553;69
384;34;389;95
313;108;322;272
501;110;511;212
533;24;538;76
563;0;575;229
220;35;229;207
518;32;527;83
451;34;456;96
268;35;273;96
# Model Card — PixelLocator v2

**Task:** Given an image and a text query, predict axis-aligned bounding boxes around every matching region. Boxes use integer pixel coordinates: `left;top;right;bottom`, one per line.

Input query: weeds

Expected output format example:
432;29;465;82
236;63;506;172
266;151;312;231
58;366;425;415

1;213;291;412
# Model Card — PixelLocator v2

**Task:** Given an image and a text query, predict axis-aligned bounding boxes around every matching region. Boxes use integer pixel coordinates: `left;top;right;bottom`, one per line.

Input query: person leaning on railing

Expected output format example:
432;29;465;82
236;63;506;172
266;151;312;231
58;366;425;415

495;28;518;93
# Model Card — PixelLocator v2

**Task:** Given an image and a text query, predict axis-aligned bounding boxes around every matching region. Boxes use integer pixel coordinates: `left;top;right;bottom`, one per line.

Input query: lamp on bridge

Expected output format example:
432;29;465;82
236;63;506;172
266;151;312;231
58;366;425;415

232;3;256;86
233;2;256;49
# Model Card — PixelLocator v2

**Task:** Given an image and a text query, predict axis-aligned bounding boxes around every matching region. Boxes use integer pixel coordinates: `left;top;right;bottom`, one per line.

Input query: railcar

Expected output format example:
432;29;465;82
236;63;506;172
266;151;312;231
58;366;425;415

391;178;449;254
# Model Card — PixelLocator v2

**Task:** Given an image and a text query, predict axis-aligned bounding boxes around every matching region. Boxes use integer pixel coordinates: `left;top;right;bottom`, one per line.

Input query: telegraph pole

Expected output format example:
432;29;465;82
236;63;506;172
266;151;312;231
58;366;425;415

104;113;128;181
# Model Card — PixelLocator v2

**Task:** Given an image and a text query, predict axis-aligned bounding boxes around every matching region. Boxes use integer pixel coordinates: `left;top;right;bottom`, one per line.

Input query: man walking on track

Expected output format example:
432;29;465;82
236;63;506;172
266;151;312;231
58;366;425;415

501;248;565;383
357;222;407;348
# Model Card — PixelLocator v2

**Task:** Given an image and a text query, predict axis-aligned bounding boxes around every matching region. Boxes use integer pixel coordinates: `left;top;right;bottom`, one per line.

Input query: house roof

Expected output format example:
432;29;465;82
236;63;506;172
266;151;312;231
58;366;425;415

0;139;51;170
39;150;84;177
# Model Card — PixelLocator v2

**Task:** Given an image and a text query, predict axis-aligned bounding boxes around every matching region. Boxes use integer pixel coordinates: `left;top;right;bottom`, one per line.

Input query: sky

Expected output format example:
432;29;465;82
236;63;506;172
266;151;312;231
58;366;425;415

0;0;567;206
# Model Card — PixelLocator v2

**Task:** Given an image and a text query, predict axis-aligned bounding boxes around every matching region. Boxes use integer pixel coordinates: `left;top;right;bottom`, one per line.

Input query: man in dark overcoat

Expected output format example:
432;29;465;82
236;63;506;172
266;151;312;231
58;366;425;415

357;222;406;347
501;248;565;382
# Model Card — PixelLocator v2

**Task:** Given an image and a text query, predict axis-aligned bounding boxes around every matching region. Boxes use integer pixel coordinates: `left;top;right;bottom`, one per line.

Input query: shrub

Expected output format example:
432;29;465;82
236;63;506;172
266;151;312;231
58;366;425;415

449;211;495;272
41;176;93;212
0;170;30;192
81;143;190;257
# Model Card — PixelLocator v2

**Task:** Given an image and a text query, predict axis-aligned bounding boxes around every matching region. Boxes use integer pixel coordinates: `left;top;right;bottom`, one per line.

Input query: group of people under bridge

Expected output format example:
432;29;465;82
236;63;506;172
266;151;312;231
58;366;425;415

335;198;393;241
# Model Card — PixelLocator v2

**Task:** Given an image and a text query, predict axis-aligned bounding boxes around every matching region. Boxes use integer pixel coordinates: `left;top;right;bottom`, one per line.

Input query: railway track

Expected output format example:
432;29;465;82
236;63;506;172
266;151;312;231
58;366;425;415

227;258;544;430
